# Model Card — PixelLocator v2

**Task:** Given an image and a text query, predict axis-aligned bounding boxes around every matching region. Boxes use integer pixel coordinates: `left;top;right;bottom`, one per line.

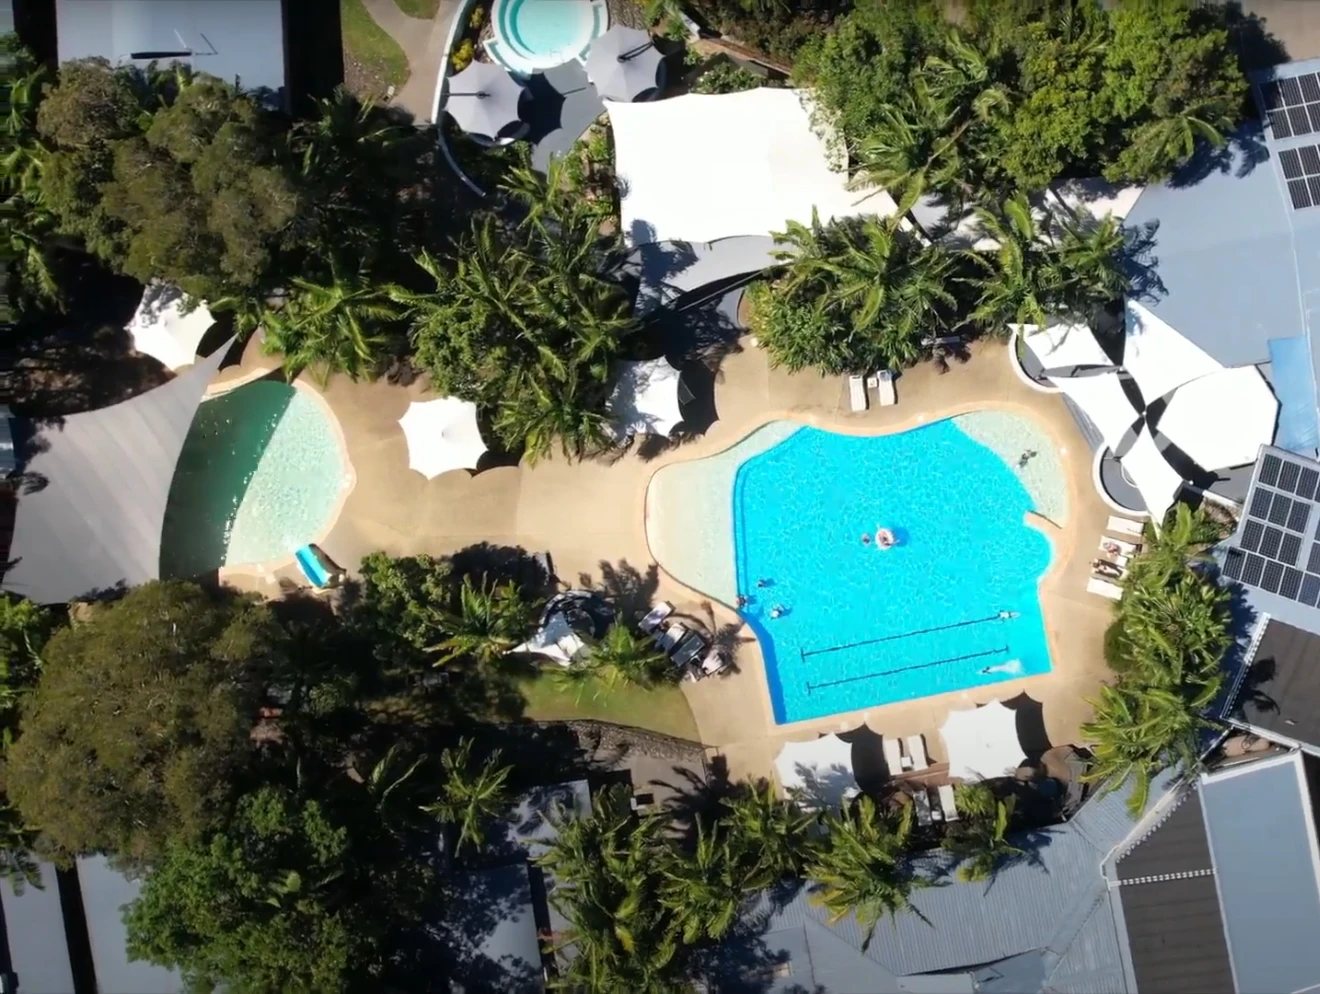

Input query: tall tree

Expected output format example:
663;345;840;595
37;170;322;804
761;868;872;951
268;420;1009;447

722;780;815;880
429;574;538;668
940;783;1022;882
422;737;513;853
6;581;282;862
659;817;760;944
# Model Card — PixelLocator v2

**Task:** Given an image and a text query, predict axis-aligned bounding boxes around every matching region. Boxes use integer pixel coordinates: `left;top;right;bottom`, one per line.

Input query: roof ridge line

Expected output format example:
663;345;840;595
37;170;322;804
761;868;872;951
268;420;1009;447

1114;867;1214;886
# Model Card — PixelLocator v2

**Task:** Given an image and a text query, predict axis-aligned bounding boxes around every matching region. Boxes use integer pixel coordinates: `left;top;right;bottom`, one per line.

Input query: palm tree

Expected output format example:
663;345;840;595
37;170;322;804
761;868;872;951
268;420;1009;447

429;574;538;668
493;367;613;465
658;818;757;944
1124;503;1224;589
364;743;429;836
940;784;1023;883
1056;213;1128;314
965;192;1067;332
723;779;815;880
577;623;667;692
808;796;925;948
259;258;400;383
422;738;513;853
1114;572;1230;689
1080;681;1218;816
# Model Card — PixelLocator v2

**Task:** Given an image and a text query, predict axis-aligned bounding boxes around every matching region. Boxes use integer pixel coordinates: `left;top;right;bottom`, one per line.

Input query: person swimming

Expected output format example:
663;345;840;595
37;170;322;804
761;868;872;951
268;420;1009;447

875;527;896;549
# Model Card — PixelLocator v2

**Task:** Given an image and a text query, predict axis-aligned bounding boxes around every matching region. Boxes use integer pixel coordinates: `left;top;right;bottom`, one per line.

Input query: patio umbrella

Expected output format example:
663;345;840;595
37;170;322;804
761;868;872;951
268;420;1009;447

398;397;487;479
774;734;858;811
444;62;526;140
127;281;215;370
607;357;689;440
1155;366;1279;471
586;26;664;103
939;700;1025;782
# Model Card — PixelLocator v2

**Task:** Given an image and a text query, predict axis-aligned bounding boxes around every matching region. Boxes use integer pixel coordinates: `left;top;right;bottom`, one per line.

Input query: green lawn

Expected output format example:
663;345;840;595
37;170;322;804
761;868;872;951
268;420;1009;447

394;0;441;17
341;0;411;91
514;673;702;741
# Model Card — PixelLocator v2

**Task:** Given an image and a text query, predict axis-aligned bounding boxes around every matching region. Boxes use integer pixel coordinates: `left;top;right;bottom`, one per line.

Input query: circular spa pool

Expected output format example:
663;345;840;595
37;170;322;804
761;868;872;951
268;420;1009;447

488;0;608;74
160;381;352;578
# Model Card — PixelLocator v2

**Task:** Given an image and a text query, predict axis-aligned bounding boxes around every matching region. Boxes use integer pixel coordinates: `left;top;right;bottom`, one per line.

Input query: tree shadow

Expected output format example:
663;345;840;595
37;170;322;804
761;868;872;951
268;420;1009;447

656;755;738;845
1221;1;1291;75
574;559;661;624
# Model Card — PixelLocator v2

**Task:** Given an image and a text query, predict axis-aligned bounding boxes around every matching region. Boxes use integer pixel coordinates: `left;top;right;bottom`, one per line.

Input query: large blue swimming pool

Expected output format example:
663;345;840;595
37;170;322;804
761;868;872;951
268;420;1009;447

734;420;1054;724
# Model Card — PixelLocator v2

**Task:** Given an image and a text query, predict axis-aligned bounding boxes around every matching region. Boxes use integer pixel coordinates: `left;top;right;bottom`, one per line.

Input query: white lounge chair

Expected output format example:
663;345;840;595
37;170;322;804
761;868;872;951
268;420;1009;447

1087;577;1124;600
882;737;904;775
1106;515;1145;537
639;602;674;633
906;734;929;771
1099;537;1139;557
913;789;933;826
928;788;945;822
848;374;867;412
938;784;959;822
874;369;897;406
699;648;729;677
657;622;688;653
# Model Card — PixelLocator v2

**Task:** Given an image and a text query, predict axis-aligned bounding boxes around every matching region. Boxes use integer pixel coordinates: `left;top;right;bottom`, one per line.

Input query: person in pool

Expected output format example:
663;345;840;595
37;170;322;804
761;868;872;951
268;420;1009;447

876;527;896;549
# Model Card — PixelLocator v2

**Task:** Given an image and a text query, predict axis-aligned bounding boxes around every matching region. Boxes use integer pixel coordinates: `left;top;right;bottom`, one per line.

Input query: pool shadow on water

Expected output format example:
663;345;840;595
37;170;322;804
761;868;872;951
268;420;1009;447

159;380;294;579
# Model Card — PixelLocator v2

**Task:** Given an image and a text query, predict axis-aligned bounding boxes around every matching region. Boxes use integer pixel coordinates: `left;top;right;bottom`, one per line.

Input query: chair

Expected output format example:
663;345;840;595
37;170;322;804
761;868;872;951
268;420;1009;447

699;648;729;677
906;734;929;771
657;622;688;653
848;374;868;412
1087;577;1123;600
672;632;707;669
882;737;905;775
938;784;959;821
874;369;897;406
639;602;674;634
913;789;933;826
1099;537;1139;557
1106;515;1145;537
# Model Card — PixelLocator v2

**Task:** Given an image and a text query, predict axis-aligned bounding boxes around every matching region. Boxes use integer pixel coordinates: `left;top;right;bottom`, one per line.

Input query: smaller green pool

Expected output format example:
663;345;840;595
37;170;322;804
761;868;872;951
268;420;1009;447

161;381;350;578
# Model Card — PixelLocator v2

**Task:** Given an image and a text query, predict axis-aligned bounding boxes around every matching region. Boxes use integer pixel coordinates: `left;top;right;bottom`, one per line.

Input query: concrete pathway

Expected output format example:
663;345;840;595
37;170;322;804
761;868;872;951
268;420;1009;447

361;0;463;123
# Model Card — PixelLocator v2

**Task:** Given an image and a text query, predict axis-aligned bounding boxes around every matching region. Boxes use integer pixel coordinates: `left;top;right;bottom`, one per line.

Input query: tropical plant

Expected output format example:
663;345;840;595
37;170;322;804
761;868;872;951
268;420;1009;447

1123;503;1224;590
363;743;430;836
940;783;1022;882
422;737;513;853
428;574;538;668
492;367;614;465
574;622;668;692
659;817;758;944
807;796;925;948
723;779;815;880
964;192;1067;332
1112;571;1230;690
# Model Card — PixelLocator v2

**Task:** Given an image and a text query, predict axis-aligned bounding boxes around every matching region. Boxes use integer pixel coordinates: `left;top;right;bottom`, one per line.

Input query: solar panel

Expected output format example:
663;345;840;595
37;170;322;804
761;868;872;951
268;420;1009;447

1251;488;1275;518
1282;567;1304;600
1261;454;1283;486
1224;548;1245;580
1303;573;1320;607
1223;448;1320;611
1280;460;1303;492
1270;494;1294;526
1300;468;1319;500
1289;501;1312;533
1276;141;1320;211
1262;526;1284;559
1242;518;1265;552
1244;553;1267;586
1282;532;1303;566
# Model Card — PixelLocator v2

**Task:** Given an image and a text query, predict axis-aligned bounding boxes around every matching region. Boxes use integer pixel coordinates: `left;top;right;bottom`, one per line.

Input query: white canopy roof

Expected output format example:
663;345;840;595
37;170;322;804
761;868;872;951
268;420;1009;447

1157;367;1278;471
939;700;1025;782
1047;178;1144;224
1122;426;1186;527
607;357;685;439
774;734;857;810
605;88;895;247
1048;371;1141;452
1018;322;1112;372
1124;300;1222;404
509;613;585;667
127;281;214;370
398;397;487;479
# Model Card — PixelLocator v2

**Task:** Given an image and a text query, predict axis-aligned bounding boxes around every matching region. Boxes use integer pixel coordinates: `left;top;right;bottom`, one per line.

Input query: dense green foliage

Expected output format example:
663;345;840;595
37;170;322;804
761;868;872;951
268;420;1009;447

941;783;1022;883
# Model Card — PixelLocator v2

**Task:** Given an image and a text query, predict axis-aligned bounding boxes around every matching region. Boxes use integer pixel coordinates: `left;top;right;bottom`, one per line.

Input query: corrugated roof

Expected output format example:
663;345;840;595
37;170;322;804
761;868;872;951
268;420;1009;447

0;342;230;604
1202;752;1320;994
0;862;76;994
77;855;181;994
1042;890;1129;994
1068;768;1180;857
1115;791;1212;880
1118;874;1234;994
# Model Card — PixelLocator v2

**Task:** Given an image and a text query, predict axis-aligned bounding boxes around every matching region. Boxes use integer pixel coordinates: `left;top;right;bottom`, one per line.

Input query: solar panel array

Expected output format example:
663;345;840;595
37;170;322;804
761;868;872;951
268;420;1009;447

1262;72;1320;140
1223;451;1320;604
1279;145;1320;210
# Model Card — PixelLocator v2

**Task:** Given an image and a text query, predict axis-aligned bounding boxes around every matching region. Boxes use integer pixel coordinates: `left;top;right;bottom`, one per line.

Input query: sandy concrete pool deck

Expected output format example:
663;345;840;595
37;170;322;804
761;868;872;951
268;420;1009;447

219;336;1118;783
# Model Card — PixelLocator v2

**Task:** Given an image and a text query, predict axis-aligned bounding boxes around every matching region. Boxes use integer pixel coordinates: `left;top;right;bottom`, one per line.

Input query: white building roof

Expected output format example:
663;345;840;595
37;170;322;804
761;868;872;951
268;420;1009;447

1123;427;1186;527
774;734;856;811
126;282;214;371
1124;299;1223;404
1018;321;1112;372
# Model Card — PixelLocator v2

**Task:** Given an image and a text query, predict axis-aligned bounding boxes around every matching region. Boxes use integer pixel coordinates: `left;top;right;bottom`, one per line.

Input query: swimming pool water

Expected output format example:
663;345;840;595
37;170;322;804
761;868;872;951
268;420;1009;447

160;382;350;577
491;0;603;72
733;419;1053;724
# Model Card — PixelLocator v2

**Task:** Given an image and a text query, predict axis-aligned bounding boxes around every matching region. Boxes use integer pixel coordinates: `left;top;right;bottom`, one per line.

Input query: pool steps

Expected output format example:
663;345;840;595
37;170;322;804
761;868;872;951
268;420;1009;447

485;0;607;77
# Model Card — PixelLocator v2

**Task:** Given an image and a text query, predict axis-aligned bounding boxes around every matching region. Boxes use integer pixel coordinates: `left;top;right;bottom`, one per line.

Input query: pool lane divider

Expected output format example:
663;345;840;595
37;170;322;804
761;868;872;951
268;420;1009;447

800;612;1011;658
804;645;1011;695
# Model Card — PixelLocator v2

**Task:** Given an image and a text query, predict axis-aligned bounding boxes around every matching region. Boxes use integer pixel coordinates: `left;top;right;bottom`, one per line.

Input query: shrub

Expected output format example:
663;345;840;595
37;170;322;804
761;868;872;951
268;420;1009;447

451;39;475;72
468;5;485;30
1102;618;1135;675
692;62;762;95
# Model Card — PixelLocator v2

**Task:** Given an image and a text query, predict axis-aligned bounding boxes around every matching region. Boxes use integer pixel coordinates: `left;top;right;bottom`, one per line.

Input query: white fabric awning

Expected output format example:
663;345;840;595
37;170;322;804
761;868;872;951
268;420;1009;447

398;397;487;479
774;734;857;810
509;613;585;667
1124;300;1222;404
940;700;1025;782
607;358;686;438
1018;322;1112;372
1122;427;1185;527
127;281;214;370
1047;178;1144;224
1157;367;1278;471
605;88;896;247
1048;371;1141;452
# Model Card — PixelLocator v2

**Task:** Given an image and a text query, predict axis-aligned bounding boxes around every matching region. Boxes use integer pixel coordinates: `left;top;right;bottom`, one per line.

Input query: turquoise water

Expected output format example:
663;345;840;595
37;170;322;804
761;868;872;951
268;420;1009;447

161;382;348;577
504;0;593;63
733;420;1054;724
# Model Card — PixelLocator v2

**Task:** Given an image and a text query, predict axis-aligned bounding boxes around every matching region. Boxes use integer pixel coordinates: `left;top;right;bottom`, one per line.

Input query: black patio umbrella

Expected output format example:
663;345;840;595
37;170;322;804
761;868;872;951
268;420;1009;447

444;61;527;141
585;26;664;103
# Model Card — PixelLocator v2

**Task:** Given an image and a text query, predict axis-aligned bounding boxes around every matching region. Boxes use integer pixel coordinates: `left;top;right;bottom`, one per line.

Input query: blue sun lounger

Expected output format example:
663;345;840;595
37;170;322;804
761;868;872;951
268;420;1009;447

295;545;333;588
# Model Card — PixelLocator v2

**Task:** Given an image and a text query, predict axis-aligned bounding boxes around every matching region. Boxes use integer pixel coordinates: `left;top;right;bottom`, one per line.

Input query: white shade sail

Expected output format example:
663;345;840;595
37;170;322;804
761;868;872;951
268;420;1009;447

127;281;214;370
940;700;1025;782
774;734;857;810
1124;300;1223;404
1122;427;1186;527
1047;178;1144;224
606;88;895;247
398;397;487;479
1157;366;1278;471
608;358;686;439
509;613;585;667
1018;322;1111;372
1048;371;1141;452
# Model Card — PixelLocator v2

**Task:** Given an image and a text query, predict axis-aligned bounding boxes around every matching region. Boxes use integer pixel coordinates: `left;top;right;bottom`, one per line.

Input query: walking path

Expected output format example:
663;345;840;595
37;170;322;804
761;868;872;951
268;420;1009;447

362;0;462;123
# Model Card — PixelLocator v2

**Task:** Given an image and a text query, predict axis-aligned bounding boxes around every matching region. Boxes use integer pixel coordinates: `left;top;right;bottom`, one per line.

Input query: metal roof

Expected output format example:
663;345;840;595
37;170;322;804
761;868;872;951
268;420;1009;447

77;855;181;994
496;780;591;861
1119;874;1233;994
0;342;229;604
1202;752;1320;994
446;865;544;994
0;862;76;994
1234;617;1320;748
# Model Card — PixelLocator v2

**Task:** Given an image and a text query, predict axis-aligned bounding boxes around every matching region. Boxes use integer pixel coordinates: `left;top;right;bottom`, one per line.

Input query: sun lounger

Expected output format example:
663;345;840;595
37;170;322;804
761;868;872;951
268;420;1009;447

938;784;959;822
657;623;688;653
848;374;867;412
913;789;933;826
1099;537;1139;557
906;734;929;771
874;369;897;406
700;648;729;677
672;632;706;669
882;737;904;775
928;788;945;822
1087;577;1124;601
1106;515;1145;537
639;602;674;634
